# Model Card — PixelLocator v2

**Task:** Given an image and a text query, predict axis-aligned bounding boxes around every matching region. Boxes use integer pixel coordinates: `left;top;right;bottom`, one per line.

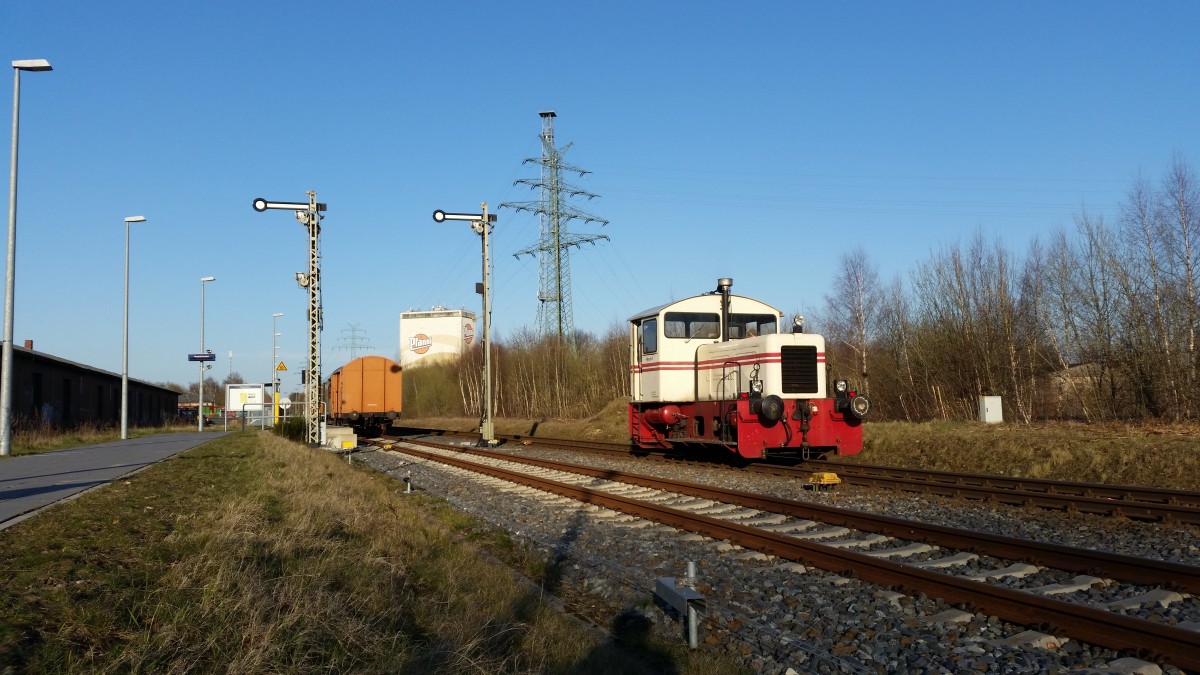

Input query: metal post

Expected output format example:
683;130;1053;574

480;202;494;445
198;277;214;432
303;191;321;445
685;561;699;649
122;219;129;438
430;205;496;446
272;312;282;425
654;563;705;649
199;281;204;432
0;59;51;458
121;215;146;439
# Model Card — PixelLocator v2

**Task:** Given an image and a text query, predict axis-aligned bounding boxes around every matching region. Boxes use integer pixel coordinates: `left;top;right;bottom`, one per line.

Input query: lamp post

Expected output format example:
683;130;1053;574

198;276;215;432
272;312;282;424
121;215;147;439
0;58;52;458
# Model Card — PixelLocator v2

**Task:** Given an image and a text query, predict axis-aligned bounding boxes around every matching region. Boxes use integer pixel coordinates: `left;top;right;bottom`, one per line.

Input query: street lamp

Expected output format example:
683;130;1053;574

0;58;52;458
198;276;215;432
272;312;283;424
121;215;147;439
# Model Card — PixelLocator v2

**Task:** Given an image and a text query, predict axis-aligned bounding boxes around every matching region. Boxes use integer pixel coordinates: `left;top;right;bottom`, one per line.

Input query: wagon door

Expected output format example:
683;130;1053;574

632;318;659;402
361;357;387;415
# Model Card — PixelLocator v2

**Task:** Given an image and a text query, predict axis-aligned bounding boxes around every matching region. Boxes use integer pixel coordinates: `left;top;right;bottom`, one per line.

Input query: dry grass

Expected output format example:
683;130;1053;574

0;431;742;674
11;421;194;456
837;420;1200;490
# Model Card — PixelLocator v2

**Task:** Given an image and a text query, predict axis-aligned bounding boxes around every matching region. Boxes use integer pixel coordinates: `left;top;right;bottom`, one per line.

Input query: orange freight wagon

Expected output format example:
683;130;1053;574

327;355;402;434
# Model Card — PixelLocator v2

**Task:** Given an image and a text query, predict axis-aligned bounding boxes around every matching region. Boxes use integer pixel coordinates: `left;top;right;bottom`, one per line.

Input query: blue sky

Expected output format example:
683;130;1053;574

2;2;1196;394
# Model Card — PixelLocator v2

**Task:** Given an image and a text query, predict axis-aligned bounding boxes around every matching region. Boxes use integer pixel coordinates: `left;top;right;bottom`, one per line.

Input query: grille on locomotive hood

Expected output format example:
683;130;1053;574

780;345;819;393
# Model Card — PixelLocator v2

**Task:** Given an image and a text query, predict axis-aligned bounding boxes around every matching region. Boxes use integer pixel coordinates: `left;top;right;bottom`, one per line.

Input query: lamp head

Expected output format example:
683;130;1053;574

12;59;52;72
124;215;146;223
200;276;216;282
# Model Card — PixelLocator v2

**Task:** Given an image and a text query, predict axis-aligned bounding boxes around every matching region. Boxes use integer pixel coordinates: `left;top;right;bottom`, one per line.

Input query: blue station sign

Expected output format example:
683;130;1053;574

187;353;217;362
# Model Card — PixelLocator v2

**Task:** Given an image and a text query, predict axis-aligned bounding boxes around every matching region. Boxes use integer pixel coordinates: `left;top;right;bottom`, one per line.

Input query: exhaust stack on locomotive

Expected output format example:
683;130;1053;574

628;278;868;459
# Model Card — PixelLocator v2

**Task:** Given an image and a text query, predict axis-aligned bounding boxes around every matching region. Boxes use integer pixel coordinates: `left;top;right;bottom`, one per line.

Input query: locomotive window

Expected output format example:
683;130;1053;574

729;313;778;339
664;312;720;339
640;318;658;354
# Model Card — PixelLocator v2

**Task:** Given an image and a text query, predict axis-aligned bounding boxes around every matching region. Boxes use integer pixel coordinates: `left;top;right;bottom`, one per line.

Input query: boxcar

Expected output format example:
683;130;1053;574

327;355;402;434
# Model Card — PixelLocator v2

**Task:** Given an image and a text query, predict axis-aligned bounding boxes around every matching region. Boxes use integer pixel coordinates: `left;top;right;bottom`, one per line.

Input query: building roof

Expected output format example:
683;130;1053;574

12;344;182;397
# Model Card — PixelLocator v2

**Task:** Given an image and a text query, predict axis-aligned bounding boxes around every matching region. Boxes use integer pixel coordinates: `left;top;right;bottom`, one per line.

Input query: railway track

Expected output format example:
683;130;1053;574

366;435;1200;671
390;426;1200;524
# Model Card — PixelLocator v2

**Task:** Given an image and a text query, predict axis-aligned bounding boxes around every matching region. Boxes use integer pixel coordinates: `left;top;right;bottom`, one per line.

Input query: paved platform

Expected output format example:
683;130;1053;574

0;431;227;530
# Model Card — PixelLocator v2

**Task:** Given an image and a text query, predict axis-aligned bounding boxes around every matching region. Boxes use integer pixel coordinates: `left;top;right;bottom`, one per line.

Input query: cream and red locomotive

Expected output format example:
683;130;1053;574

628;278;869;459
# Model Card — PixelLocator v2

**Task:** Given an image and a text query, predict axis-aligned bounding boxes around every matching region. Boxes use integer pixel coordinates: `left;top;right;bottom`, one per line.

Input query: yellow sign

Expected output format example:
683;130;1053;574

276;362;287;371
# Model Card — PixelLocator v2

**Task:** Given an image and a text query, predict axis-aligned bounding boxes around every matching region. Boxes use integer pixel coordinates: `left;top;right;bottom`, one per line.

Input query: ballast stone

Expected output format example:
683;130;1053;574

988;629;1069;650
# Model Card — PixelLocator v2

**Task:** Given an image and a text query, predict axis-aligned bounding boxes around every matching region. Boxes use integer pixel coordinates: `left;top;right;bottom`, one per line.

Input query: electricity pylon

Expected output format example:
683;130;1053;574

336;324;373;361
501;111;608;345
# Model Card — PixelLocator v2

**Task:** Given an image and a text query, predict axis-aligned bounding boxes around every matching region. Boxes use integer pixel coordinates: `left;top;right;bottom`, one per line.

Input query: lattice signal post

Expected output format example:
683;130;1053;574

500;111;608;345
253;192;325;445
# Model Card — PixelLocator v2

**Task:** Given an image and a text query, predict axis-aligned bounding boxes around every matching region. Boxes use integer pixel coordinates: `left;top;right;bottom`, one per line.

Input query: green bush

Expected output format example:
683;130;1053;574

273;417;306;442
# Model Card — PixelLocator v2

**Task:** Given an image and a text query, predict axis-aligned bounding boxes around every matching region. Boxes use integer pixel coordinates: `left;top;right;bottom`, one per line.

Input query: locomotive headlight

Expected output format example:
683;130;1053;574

834;380;849;394
750;379;764;395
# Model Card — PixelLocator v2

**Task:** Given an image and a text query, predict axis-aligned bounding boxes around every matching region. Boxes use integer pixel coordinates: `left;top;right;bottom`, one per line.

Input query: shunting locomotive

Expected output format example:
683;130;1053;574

628;278;869;459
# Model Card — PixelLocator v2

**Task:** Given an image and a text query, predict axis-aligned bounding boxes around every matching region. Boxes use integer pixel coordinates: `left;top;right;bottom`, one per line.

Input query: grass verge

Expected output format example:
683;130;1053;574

10;422;196;456
843;420;1200;490
0;431;741;674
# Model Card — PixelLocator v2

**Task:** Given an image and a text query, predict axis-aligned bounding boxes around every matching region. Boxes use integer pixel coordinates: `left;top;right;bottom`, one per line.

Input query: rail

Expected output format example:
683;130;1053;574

373;436;1200;671
387;428;1200;525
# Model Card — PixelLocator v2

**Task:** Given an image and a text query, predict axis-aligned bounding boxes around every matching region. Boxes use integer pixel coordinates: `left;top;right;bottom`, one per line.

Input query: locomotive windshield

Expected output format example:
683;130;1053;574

728;313;778;339
660;311;777;339
664;312;720;339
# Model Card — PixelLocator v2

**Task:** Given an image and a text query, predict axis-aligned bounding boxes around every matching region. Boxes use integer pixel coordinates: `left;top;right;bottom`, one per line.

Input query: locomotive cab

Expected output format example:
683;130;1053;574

629;278;868;459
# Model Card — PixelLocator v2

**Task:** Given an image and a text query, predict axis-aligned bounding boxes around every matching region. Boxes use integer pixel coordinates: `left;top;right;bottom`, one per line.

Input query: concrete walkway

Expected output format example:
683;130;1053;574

0;431;228;530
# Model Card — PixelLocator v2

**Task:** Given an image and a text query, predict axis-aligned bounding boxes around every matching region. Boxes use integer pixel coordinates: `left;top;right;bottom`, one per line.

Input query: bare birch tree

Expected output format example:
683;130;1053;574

823;245;882;394
1159;158;1200;415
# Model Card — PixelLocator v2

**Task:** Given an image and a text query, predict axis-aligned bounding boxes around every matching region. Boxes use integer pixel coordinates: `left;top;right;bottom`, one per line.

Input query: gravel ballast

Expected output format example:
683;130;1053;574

357;442;1195;674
